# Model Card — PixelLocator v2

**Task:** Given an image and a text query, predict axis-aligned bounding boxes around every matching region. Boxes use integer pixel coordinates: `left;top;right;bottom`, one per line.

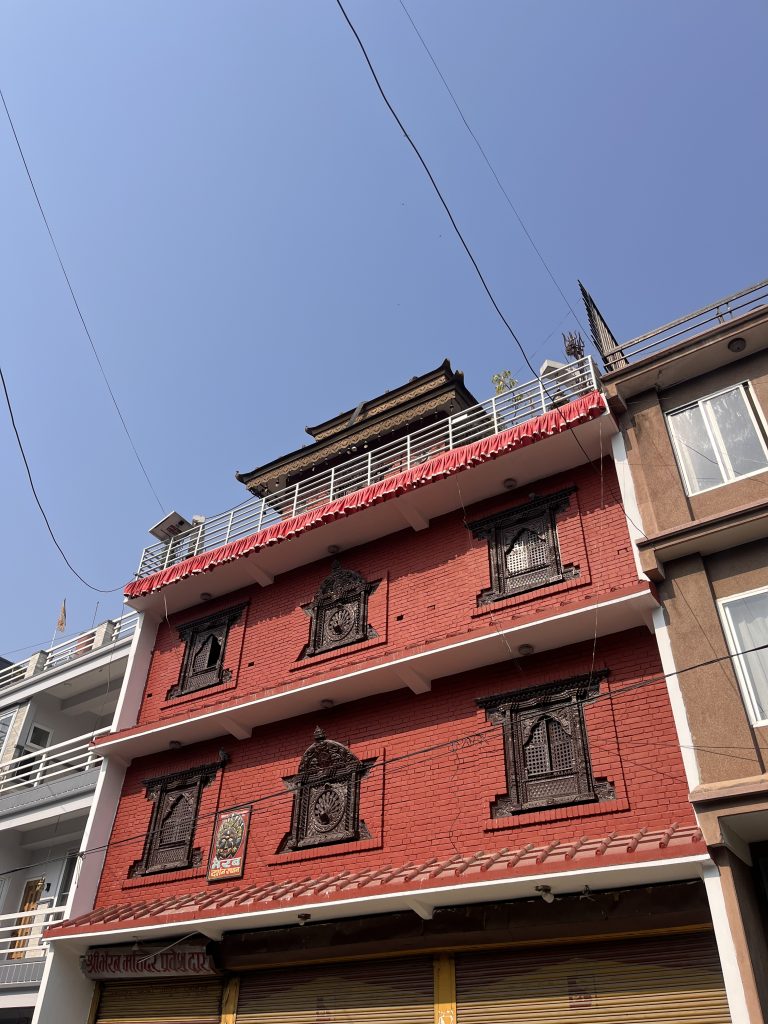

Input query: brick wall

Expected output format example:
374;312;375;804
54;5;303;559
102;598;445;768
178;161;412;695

135;460;640;728
94;627;691;909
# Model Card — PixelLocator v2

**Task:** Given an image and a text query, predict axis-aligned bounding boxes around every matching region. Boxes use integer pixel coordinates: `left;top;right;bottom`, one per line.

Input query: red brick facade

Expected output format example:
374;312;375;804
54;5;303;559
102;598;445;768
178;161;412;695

131;462;641;729
91;459;694;911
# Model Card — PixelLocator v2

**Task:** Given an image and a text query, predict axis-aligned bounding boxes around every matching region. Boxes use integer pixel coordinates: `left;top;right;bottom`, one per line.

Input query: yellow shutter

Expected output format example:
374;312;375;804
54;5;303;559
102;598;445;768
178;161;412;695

455;932;731;1023
95;979;223;1024
236;957;434;1024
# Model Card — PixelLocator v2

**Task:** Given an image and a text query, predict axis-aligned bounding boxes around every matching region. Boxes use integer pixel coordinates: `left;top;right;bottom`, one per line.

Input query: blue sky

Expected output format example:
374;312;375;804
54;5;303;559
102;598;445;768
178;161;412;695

0;0;766;658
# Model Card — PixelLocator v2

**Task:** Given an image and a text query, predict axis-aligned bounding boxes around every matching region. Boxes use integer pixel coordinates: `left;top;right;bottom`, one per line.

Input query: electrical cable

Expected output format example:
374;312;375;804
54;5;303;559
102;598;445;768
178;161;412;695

4;632;768;886
0;85;165;514
332;0;654;552
0;364;122;593
395;0;589;340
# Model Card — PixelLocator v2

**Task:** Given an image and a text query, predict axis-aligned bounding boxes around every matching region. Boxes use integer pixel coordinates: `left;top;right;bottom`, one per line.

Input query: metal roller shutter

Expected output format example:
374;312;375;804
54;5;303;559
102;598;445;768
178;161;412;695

455;932;731;1023
236;956;434;1024
95;979;223;1024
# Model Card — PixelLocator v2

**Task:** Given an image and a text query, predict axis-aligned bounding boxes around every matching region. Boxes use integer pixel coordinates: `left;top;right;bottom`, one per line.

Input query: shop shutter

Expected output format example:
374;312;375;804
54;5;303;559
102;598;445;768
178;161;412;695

455;932;730;1023
236;956;434;1024
95;979;223;1024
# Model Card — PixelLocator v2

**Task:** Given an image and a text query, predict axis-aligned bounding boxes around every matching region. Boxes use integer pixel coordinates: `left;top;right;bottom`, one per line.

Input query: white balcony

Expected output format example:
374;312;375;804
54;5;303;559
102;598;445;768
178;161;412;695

0;731;107;822
135;357;602;580
0;613;138;708
0;905;65;988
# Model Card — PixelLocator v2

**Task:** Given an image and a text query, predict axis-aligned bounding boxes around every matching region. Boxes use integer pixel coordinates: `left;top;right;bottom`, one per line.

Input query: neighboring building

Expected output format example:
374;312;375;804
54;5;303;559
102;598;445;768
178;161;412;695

585;277;768;1023
40;357;736;1023
0;613;137;1024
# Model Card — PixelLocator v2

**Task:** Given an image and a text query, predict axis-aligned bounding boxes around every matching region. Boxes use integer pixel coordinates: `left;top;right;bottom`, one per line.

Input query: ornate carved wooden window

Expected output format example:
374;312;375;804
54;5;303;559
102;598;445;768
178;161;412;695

477;671;614;816
467;487;578;604
129;759;224;876
278;728;376;851
167;604;246;699
300;562;380;658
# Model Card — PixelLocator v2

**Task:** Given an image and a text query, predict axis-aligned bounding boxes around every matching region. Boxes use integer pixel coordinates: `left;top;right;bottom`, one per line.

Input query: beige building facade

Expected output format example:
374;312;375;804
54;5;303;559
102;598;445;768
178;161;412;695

591;281;768;1023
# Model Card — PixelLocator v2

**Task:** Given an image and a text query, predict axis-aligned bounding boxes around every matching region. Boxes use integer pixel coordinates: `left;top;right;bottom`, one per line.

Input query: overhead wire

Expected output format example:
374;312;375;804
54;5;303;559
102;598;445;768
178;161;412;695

395;0;589;341
0;365;122;594
3;630;768;886
331;0;658;555
0;85;165;514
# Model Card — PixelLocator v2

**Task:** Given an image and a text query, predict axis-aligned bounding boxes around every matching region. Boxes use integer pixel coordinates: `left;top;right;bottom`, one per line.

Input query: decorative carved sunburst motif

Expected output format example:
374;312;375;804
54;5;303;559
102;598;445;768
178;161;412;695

301;562;380;658
310;785;346;832
278;728;376;852
326;606;356;642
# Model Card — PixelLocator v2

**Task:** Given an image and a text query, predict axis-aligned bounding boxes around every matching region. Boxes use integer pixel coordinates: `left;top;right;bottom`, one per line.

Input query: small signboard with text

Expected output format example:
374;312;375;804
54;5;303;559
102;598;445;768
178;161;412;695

82;943;219;979
207;805;251;881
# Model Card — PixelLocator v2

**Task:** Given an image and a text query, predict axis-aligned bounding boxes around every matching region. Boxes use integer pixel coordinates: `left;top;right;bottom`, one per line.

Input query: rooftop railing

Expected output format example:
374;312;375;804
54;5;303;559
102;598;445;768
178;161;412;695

600;277;768;372
0;612;138;698
136;356;601;579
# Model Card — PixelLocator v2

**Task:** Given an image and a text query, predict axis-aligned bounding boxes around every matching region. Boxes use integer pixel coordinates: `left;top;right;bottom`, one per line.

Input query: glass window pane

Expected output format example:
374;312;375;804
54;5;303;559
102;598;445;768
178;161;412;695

726;592;768;721
0;712;13;756
668;405;724;492
706;388;768;479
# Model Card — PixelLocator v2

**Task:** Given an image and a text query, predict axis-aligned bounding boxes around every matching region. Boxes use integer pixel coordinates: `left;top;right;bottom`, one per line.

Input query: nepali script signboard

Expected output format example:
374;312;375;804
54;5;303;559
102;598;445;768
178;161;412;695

82;943;219;979
207;805;251;881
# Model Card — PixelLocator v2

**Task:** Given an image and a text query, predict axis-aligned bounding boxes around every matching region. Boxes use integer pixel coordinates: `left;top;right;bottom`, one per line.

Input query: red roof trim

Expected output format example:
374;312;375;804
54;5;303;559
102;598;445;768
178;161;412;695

47;821;702;939
125;392;607;599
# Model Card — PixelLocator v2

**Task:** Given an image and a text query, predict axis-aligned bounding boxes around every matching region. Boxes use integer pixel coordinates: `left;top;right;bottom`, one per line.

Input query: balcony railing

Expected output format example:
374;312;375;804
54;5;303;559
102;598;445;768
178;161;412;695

136;356;601;579
0;905;65;984
599;277;768;372
0;730;107;798
0;612;138;697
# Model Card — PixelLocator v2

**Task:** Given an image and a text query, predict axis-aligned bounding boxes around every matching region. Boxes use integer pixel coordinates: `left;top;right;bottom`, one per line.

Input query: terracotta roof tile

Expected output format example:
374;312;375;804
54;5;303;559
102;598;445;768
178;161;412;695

47;823;704;940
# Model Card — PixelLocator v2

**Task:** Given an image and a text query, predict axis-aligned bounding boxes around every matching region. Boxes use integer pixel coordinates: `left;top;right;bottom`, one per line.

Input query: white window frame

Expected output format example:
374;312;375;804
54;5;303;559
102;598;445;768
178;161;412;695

667;382;768;496
0;709;16;760
718;585;768;727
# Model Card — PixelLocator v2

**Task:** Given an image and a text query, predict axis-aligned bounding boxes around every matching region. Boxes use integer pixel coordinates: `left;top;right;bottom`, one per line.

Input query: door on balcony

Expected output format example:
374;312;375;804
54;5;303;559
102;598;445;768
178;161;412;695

7;877;44;959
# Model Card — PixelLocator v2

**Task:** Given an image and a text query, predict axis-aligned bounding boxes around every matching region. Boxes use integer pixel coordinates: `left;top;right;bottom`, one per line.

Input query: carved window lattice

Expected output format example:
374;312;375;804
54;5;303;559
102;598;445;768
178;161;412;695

129;760;223;877
278;728;376;852
477;671;615;817
524;716;575;776
468;488;579;605
166;604;246;699
300;562;380;659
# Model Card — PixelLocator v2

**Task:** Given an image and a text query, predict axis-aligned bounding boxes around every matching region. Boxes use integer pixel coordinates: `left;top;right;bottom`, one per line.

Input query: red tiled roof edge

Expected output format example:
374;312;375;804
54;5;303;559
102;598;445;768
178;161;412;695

125;392;607;599
47;822;703;940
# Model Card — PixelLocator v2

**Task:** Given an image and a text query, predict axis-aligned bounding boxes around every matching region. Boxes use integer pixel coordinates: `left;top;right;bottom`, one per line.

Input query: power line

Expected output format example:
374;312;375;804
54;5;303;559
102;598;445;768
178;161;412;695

5;628;768;886
334;0;661;555
0;86;165;514
0;364;122;594
333;0;622;511
395;0;589;341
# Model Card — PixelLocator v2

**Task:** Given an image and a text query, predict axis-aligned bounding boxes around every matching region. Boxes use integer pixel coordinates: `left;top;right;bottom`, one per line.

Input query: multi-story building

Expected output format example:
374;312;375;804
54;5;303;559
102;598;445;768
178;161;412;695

39;357;739;1023
587;277;768;1023
0;612;136;1024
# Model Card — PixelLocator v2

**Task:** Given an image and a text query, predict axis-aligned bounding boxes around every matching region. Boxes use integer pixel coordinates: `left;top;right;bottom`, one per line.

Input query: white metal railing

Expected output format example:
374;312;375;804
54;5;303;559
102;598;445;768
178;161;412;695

0;905;65;962
136;356;601;578
0;612;138;696
0;730;107;797
600;277;768;372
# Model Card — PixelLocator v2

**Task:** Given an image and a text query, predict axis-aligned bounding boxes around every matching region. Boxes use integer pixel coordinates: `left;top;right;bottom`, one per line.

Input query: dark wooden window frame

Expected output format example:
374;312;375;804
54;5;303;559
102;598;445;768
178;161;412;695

166;604;246;700
277;728;376;852
477;671;614;817
129;759;225;877
468;487;579;605
300;562;380;659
